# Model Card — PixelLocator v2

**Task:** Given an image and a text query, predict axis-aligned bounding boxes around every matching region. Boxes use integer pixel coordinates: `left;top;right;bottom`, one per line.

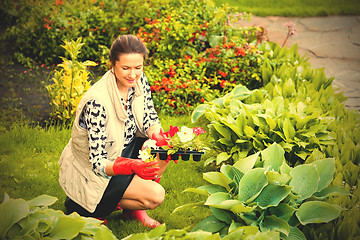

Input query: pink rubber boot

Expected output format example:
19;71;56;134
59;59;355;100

122;209;161;228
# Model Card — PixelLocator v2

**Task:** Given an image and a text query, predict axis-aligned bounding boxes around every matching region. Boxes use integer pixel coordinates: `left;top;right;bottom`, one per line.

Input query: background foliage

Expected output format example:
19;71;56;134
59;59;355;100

0;0;360;239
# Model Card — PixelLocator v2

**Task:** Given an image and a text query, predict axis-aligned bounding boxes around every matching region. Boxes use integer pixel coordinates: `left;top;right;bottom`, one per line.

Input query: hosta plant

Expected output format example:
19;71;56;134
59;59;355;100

0;193;117;240
174;143;349;239
192;84;334;166
123;223;279;240
46;38;96;122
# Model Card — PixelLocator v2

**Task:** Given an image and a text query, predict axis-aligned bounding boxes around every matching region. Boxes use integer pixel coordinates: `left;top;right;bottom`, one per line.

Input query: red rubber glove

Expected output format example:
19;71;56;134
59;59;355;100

152;129;170;147
113;157;159;180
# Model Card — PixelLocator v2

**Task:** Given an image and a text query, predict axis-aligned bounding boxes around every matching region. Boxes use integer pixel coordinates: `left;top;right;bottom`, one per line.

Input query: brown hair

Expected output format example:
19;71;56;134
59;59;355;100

109;35;148;66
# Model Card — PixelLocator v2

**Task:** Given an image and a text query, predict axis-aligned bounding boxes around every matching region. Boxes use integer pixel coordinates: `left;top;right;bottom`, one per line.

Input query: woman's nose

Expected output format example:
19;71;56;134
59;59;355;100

129;69;136;78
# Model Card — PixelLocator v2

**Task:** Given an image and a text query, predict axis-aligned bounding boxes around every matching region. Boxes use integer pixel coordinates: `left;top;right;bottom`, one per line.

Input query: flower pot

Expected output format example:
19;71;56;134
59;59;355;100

170;153;179;160
192;154;202;162
181;153;190;161
159;152;168;161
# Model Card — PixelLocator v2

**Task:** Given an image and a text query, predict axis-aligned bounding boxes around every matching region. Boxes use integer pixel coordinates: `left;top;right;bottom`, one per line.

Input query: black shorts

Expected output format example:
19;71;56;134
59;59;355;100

65;137;147;218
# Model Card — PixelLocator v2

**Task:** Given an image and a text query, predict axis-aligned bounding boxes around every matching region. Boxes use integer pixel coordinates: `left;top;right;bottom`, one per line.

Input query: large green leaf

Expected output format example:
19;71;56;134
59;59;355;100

282;226;306;240
172;201;206;214
313;185;350;200
205;192;230;206
283;118;296;140
198;185;228;194
268;203;296;222
266;171;291;185
191;104;209;123
48;215;86;240
210;207;234;224
192;215;226;233
260;215;290;236
233;152;260;174
213;123;232;139
147;223;167;238
0;198;29;239
238;168;268;203
216;152;231;165
310;158;335;191
295;201;343;225
254;184;292;209
93;225;117;240
230;202;257;214
27;195;58;208
289;164;319;200
261;143;285;171
203;172;232;191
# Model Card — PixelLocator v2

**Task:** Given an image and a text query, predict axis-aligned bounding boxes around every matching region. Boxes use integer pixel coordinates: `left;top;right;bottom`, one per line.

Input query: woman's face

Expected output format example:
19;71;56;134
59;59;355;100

113;53;144;91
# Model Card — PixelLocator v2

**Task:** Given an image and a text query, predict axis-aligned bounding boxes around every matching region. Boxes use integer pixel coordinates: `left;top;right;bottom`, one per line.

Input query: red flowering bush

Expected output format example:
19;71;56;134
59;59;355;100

1;0;163;65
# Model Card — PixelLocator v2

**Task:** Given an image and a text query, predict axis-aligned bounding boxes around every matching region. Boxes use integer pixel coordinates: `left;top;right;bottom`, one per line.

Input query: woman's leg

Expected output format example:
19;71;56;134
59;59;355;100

118;175;165;210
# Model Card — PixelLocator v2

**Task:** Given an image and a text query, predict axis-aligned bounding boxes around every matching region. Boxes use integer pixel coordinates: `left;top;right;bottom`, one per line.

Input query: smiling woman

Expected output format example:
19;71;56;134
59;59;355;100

58;35;171;228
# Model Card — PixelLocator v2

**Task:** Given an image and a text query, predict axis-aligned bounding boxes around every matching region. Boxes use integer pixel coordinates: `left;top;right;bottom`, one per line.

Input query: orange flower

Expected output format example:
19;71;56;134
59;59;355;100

55;0;64;6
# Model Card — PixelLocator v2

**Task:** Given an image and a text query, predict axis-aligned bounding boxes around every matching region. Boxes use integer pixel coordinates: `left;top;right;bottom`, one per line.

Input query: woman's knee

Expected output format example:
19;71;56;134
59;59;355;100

144;184;165;209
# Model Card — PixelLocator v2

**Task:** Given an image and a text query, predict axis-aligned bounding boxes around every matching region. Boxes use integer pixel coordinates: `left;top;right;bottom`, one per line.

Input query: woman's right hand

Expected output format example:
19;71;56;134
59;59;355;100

112;157;159;180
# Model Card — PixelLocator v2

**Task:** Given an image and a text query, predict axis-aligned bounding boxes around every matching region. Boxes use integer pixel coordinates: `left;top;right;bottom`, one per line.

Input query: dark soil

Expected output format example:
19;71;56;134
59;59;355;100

0;43;53;127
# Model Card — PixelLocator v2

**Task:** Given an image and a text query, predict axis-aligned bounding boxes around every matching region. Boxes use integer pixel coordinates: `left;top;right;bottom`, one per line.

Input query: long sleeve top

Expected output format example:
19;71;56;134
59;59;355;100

78;74;160;178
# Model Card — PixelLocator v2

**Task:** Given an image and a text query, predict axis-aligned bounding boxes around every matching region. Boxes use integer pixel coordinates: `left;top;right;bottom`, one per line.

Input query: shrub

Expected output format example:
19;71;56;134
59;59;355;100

1;0;164;66
0;193;117;239
46;38;96;122
174;144;348;238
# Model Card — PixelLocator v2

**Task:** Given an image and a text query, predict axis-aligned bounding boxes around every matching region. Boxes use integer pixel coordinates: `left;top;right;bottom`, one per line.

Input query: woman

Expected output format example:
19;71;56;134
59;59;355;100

58;35;169;228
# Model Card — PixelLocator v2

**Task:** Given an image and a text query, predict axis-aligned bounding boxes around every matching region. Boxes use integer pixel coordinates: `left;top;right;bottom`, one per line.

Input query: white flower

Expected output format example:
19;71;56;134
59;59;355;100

177;126;195;143
138;149;151;161
143;139;158;149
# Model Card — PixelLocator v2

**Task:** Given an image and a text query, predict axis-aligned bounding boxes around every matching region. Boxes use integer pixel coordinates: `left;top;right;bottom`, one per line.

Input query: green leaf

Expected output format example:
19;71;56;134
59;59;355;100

295;201;343;225
216;152;231;164
233;152;260;174
266;171;291;185
230;202;256;214
313;185;350;200
192;215;226;233
48;215;86;240
238;168;268;203
191;104;209;123
283;118;295;140
261;143;285;171
198;185;228;194
183;188;209;196
148;223;166;238
282;226;306;240
27;195;58;208
205;192;231;206
203;172;232;191
0;198;29;239
268;203;296;222
210;207;233;224
244;125;256;136
254;184;292;209
260;215;290;236
123;232;151;240
289;164;319;200
266;116;277;130
311;158;335;191
93;225;117;240
172;201;206;214
213;123;232;139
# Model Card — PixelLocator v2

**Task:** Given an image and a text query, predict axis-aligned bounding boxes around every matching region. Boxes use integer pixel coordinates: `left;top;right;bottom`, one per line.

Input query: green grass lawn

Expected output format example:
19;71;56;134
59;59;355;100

0;113;212;239
213;0;360;17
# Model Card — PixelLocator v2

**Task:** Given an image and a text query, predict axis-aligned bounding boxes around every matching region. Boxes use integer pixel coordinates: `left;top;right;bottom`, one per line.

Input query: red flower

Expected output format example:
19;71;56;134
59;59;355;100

218;70;227;78
201;98;205;103
193;127;206;136
235;47;246;57
165;126;179;137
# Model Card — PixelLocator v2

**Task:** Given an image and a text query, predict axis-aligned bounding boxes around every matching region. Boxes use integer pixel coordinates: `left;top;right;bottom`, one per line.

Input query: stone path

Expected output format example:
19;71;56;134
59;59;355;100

238;15;360;111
